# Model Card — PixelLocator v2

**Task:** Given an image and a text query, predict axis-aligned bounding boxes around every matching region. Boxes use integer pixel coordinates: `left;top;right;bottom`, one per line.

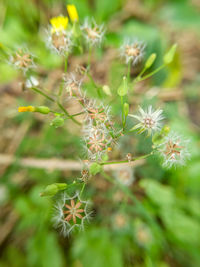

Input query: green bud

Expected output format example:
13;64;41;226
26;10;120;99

117;76;128;97
40;183;67;197
161;125;170;135
50;116;65;128
89;163;102;175
40;184;58;197
145;53;156;69
152;125;170;145
35;106;50;114
123;103;129;117
164;44;177;64
102;85;112;96
55;183;68;190
101;154;109;161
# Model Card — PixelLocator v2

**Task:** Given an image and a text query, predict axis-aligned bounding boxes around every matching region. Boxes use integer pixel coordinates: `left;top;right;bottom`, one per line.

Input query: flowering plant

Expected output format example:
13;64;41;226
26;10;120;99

5;4;190;237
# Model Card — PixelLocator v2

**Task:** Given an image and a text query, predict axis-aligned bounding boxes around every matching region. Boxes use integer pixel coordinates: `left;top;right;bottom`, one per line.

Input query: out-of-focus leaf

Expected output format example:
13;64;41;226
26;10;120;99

72;228;123;267
27;231;64;267
140;179;175;208
95;0;122;21
161;208;200;245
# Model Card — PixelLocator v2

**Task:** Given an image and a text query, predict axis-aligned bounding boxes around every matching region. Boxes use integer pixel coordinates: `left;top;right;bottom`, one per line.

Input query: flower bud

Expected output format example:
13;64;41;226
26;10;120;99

123;103;129;117
40;183;67;197
117;76;128;97
50;116;64;128
145;53;156;69
18;106;35;112
67;4;79;22
161;125;170;135
164;44;177;64
102;85;112;96
152;125;170;145
89;163;102;175
35;106;50;114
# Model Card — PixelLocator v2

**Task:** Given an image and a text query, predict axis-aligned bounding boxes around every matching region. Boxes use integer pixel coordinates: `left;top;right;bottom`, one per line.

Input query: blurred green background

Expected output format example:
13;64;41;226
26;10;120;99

0;0;200;266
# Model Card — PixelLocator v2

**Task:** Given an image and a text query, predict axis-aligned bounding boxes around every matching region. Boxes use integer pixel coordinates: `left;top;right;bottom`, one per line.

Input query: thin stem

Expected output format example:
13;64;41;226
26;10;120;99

121;96;125;130
137;64;165;82
80;183;86;198
30;87;82;126
88;45;92;69
64;56;68;72
58;82;64;98
99;152;152;166
136;66;147;81
31;87;55;102
127;61;131;82
57;101;82;125
72;111;85;117
87;72;102;98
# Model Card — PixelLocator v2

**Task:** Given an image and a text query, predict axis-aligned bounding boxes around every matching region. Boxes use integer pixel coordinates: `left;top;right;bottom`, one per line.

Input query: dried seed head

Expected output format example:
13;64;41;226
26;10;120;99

10;48;35;72
135;221;152;246
52;192;91;236
159;132;190;168
114;167;134;186
63;73;82;98
121;39;145;65
113;213;127;229
79;169;90;183
85;100;111;124
81;19;105;46
126;153;132;162
48;31;73;55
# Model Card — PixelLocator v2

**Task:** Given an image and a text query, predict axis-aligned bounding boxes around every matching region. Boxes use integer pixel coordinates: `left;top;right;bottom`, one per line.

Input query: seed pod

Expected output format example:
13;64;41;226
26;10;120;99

51;117;65;128
164;44;177;64
35;106;50;114
145;53;156;69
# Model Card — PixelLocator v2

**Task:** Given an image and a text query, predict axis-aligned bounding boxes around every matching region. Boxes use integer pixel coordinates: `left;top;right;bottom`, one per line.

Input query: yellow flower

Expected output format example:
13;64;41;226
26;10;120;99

107;147;112;152
18;106;35;112
50;16;68;33
67;4;79;22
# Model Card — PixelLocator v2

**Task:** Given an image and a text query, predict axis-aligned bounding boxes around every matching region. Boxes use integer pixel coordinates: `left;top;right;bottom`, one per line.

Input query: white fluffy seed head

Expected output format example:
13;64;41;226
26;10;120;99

129;106;164;136
63;72;82;98
9;48;36;73
159;132;190;168
81;18;105;46
114;167;135;186
46;28;73;55
120;39;145;65
52;192;92;237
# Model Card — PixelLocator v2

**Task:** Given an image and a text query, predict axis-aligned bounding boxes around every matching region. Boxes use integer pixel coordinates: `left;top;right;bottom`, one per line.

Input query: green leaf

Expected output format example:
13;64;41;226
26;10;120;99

89;163;102;175
140;179;175;208
72;228;123;267
161;208;200;245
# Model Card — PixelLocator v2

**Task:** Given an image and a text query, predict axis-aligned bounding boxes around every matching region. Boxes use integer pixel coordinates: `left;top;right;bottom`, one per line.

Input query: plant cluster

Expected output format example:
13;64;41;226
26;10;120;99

6;4;190;236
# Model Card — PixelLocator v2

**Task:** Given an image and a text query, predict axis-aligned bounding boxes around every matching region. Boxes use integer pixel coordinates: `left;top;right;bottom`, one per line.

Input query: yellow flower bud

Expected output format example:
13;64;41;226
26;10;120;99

18;106;35;112
50;16;68;33
107;147;112;152
67;4;79;22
